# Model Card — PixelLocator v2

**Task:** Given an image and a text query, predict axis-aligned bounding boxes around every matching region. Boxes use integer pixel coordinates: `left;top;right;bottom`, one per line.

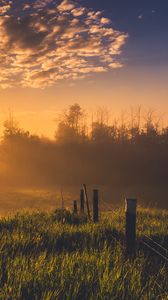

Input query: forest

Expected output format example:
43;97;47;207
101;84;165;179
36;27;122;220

0;104;168;208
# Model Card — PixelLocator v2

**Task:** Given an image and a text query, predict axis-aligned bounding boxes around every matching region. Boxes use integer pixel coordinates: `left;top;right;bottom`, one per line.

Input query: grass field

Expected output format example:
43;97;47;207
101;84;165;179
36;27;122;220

0;206;167;300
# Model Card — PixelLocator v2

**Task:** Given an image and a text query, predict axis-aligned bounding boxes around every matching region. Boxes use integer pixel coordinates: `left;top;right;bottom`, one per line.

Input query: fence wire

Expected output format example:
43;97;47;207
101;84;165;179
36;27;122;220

144;235;168;255
141;240;168;264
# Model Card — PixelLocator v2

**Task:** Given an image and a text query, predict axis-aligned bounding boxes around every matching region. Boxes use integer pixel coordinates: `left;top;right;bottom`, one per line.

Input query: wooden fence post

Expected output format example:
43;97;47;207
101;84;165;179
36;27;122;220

80;189;84;213
125;198;137;257
83;184;91;220
73;200;78;214
93;189;99;223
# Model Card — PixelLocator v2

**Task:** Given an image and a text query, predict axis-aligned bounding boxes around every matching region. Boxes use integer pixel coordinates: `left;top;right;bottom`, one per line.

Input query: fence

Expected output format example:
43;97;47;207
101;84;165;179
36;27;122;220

69;185;168;295
57;185;168;299
70;185;168;260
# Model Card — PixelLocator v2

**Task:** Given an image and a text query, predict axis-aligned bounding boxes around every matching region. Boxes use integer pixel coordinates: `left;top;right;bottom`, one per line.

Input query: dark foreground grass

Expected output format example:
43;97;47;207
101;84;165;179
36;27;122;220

0;208;167;299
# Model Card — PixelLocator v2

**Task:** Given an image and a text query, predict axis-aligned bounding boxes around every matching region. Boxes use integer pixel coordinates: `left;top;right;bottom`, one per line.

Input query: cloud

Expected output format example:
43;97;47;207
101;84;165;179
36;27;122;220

100;17;111;25
0;4;11;14
0;0;128;89
72;7;86;17
57;0;75;11
109;62;124;68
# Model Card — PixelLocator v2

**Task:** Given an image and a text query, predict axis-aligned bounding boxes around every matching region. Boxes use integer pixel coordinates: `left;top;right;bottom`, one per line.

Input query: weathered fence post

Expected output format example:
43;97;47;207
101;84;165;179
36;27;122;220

125;198;137;257
83;184;91;220
73;200;78;214
93;189;99;223
80;189;84;213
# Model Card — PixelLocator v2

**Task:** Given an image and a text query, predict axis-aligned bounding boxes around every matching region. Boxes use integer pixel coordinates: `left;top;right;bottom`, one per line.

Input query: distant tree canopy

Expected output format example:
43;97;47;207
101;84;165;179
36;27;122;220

55;103;87;143
54;104;167;146
3;112;39;143
1;104;168;208
2;104;168;147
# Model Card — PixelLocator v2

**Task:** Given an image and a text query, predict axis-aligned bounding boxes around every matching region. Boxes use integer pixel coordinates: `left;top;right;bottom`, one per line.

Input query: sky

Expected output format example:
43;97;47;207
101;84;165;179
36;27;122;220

0;0;168;137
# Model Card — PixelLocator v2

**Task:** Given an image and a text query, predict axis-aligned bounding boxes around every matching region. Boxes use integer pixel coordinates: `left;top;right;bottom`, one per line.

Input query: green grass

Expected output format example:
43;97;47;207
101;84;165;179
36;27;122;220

0;208;167;300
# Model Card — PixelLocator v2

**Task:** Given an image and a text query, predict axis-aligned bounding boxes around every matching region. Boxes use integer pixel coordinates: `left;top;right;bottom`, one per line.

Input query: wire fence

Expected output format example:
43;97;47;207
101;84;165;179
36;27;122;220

58;185;168;296
100;198;168;296
139;238;168;296
144;235;168;255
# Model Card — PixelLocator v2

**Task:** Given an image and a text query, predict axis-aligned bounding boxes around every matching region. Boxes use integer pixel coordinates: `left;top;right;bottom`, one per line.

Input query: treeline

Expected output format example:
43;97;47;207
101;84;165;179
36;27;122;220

55;104;167;145
0;104;168;208
2;103;168;146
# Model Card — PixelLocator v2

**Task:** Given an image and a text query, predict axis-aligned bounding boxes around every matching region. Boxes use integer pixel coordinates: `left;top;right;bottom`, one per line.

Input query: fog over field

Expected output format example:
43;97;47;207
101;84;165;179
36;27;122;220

0;104;168;214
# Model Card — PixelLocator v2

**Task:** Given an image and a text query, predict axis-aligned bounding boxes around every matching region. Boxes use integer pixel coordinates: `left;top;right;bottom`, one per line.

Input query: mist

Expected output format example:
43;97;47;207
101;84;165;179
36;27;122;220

0;104;168;212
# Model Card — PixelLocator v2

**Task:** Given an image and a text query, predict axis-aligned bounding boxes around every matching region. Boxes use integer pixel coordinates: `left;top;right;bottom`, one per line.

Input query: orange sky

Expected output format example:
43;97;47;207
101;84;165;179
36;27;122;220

0;66;168;138
0;0;168;138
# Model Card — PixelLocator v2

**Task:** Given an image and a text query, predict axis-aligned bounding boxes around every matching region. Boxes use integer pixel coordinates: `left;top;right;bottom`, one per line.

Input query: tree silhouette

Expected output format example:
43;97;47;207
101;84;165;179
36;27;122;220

55;103;87;143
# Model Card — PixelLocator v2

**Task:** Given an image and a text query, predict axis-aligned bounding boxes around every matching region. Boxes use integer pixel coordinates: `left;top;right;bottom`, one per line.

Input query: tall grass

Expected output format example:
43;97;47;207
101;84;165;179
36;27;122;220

0;208;167;299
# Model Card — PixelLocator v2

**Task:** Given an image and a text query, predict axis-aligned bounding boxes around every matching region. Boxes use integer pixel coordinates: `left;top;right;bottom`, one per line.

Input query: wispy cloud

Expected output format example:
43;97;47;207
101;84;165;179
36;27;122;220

0;0;128;88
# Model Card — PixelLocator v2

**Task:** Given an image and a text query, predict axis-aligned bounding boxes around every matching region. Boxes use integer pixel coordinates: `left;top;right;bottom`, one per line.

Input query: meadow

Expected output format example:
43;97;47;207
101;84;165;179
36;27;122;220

0;200;167;300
